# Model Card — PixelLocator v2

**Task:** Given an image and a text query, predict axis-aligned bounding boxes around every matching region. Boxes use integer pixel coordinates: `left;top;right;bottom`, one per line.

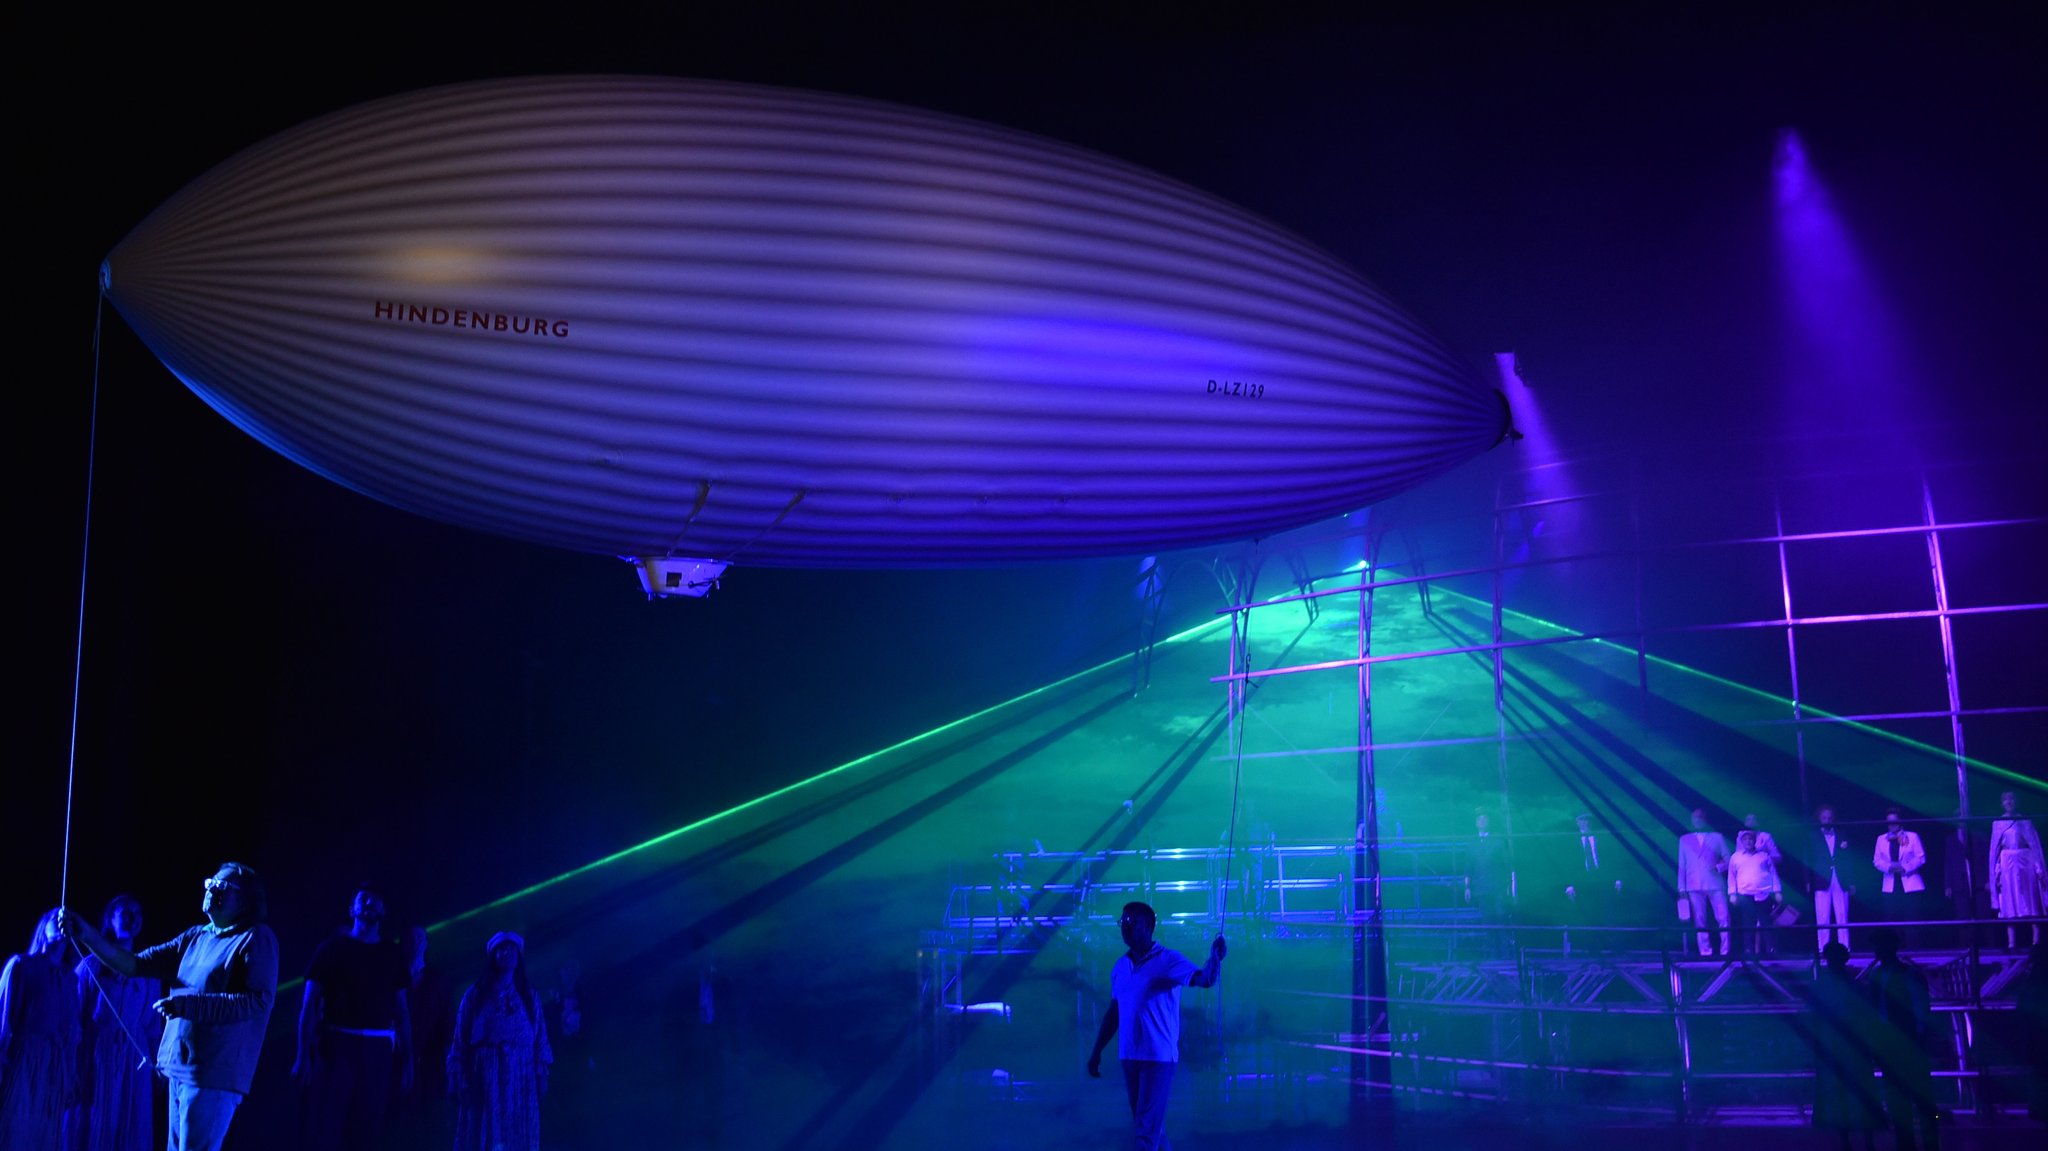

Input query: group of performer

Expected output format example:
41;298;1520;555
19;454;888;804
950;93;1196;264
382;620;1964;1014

0;870;553;1151
1467;789;2047;958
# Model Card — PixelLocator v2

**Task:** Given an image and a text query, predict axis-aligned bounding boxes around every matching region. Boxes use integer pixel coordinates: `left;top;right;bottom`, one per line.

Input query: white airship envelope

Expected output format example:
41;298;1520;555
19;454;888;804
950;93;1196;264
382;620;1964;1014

100;75;1510;596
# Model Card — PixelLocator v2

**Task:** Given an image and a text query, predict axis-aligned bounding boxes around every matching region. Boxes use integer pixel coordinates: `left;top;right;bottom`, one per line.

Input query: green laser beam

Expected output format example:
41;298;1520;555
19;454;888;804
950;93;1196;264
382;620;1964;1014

423;612;1235;936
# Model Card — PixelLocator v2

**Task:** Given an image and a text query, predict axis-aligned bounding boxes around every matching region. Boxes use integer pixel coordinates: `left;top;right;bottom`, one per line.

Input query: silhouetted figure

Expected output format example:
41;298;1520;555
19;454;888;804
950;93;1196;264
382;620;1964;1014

61;862;279;1151
294;883;413;1151
1087;902;1225;1151
1555;814;1618;954
1465;811;1513;957
2014;940;2048;1124
65;894;163;1151
1939;820;1977;949
1868;927;1940;1151
1806;941;1882;1151
540;959;589;1149
681;941;746;1147
449;931;550;1151
0;909;81;1151
392;925;455;1150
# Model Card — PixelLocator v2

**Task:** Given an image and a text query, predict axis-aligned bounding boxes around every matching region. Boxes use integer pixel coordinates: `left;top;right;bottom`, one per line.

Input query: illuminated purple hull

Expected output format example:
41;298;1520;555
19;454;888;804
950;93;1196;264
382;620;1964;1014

101;75;1507;592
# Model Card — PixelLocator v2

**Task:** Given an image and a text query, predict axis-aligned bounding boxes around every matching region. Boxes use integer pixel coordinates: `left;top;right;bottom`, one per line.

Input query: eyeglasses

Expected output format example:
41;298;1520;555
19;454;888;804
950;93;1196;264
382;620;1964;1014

203;877;242;894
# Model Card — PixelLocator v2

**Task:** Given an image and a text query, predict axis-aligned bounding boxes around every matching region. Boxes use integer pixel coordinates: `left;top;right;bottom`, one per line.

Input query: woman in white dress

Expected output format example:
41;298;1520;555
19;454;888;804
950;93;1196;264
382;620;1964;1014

1988;789;2046;948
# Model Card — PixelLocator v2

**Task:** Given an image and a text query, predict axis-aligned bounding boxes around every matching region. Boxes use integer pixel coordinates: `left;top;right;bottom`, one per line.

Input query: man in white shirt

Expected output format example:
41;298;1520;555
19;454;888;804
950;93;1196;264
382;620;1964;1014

1727;830;1783;956
1087;901;1225;1150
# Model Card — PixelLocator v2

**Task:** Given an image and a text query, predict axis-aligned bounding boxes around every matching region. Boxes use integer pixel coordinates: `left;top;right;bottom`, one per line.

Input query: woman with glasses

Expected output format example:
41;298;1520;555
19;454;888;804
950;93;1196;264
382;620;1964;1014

60;863;279;1151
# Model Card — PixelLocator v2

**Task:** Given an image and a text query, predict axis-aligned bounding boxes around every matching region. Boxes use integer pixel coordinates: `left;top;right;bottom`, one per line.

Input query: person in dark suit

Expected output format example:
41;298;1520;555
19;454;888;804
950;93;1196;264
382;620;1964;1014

1807;805;1858;952
1465;811;1514;957
1939;816;1978;949
1558;813;1620;954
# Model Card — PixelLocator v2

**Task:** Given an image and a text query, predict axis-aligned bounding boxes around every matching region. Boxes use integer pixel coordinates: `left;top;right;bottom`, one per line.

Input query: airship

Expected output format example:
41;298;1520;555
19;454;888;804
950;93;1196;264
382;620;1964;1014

99;75;1511;597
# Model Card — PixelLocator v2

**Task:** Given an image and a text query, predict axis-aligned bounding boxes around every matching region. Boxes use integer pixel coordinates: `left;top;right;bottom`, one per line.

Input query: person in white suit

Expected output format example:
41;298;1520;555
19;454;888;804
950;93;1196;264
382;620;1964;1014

1872;807;1926;946
1677;809;1731;957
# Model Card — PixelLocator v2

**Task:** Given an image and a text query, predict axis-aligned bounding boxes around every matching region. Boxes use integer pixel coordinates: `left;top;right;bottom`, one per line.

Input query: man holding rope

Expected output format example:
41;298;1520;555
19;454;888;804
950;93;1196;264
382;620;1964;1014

1087;901;1226;1150
61;862;278;1151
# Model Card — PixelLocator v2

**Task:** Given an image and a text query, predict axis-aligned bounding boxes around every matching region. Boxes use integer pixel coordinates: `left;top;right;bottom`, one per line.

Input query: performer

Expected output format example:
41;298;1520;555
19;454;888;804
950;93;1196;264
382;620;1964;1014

1727;830;1783;957
1677;809;1731;957
61;863;279;1151
1988;790;2046;949
1873;808;1927;946
1087;902;1225;1150
1811;806;1857;952
65;894;163;1151
293;884;413;1151
0;909;81;1151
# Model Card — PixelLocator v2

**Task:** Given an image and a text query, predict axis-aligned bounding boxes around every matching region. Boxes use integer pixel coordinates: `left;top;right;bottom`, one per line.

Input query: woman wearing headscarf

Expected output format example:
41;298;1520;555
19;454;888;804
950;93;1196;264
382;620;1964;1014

449;931;550;1151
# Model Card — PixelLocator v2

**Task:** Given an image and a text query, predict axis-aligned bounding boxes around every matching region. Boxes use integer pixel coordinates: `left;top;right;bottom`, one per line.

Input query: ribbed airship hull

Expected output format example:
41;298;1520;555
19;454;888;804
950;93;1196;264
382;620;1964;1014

101;74;1507;579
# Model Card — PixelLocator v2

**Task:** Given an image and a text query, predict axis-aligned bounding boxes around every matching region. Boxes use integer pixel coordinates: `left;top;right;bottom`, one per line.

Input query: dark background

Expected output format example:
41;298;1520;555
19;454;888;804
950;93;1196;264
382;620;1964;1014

12;0;2043;991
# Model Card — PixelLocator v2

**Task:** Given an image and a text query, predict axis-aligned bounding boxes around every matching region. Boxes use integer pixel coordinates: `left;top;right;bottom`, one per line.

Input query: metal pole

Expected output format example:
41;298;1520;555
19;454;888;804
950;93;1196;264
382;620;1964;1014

1354;511;1392;1119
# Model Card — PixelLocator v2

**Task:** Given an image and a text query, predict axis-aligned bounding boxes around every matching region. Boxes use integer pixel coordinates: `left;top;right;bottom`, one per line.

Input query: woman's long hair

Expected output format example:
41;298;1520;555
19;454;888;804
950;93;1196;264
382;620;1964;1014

28;907;64;956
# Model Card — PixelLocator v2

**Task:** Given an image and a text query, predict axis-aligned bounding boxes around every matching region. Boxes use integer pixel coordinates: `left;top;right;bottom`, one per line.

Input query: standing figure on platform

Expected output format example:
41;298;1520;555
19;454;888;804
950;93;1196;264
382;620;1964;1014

65;895;162;1151
0;909;81;1151
681;937;746;1147
1087;902;1225;1151
1677;809;1731;957
1727;830;1782;957
1743;812;1782;863
1940;816;1977;949
1464;810;1514;956
1561;813;1618;954
1868;927;1940;1151
1811;805;1857;952
1743;815;1788;952
449;932;550;1151
1988;790;2046;949
60;862;278;1151
1806;941;1883;1151
1874;808;1927;945
292;884;413;1151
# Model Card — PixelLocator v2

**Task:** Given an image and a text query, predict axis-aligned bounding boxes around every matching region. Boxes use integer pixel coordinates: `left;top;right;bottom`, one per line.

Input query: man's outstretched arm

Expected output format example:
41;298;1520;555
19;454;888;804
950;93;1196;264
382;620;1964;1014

1086;1000;1119;1077
1190;936;1227;989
